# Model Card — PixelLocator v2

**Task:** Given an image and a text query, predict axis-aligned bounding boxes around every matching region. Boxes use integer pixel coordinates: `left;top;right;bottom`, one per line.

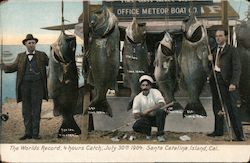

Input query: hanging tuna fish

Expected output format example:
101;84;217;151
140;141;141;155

48;31;81;137
86;6;120;117
154;32;183;111
178;14;209;118
236;18;250;122
122;17;149;110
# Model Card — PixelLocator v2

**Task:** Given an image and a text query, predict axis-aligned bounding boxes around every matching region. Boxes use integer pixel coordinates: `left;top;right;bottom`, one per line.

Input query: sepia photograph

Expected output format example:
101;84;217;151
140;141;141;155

0;0;250;162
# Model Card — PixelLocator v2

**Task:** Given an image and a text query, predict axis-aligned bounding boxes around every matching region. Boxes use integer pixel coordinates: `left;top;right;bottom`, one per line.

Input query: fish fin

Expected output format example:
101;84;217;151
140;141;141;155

154;58;158;67
87;69;94;86
58;73;64;83
53;99;61;117
123;74;129;88
109;81;118;91
172;102;184;111
127;99;134;111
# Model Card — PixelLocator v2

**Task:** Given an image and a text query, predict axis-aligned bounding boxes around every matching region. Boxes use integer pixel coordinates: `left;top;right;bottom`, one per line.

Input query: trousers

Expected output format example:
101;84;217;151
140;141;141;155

210;72;244;139
132;109;167;136
21;80;44;136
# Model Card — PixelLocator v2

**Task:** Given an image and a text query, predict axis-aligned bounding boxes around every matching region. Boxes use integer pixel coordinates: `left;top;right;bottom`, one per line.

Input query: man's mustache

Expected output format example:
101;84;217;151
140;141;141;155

142;88;149;91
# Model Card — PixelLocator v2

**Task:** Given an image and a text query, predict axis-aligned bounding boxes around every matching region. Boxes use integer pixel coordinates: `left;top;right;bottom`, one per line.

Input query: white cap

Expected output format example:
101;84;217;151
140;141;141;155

139;75;154;83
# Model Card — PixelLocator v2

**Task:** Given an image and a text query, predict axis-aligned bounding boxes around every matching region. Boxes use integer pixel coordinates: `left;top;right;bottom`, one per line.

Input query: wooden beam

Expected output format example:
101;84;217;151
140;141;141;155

83;1;90;50
81;0;90;140
221;0;231;44
221;0;228;28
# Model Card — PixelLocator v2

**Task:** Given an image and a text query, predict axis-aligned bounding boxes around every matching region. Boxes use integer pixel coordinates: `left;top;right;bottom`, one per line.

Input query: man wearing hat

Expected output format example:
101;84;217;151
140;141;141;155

132;75;172;142
1;34;49;140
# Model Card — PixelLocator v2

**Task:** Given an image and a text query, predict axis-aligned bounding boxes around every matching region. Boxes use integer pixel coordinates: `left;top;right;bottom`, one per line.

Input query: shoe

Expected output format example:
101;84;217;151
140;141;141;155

232;137;245;141
157;135;166;142
33;135;41;139
207;132;223;137
146;135;151;140
19;135;32;140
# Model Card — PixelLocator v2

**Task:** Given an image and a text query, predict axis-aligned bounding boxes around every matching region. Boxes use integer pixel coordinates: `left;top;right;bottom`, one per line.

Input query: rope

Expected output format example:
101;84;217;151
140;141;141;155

132;0;136;18
164;1;169;31
61;0;65;32
189;0;194;16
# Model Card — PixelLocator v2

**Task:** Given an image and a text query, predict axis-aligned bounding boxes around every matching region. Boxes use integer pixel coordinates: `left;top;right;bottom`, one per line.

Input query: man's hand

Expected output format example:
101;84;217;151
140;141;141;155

229;84;236;91
142;108;151;115
0;63;5;70
208;54;213;61
134;113;142;119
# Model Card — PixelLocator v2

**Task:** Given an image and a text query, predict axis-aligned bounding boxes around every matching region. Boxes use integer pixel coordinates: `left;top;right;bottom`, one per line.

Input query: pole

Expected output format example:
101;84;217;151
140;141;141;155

100;102;174;137
0;7;3;143
81;0;93;139
204;27;233;141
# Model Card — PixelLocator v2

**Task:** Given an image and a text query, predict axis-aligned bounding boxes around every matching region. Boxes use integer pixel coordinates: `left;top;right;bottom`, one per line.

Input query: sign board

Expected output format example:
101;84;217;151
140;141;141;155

103;1;239;21
104;0;212;20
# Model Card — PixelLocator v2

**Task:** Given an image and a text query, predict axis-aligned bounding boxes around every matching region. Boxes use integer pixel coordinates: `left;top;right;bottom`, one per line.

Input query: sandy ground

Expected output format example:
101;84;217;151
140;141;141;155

1;98;250;144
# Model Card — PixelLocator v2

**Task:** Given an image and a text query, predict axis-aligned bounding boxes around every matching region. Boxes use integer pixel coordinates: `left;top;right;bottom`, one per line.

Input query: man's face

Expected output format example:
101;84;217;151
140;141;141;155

25;40;36;52
140;80;151;95
215;30;226;46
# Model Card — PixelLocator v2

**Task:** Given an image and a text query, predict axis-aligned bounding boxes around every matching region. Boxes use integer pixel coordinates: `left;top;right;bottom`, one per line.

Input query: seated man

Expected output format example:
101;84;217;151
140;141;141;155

132;75;172;142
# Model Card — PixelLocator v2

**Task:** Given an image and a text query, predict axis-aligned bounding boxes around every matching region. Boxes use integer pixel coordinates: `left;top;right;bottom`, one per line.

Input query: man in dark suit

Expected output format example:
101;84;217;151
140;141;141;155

207;29;245;141
1;34;49;140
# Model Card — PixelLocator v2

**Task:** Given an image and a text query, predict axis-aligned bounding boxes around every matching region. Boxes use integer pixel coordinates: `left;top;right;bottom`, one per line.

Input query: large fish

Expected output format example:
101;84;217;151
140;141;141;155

154;32;183;111
48;32;81;137
86;6;120;117
122;17;149;110
236;18;250;122
178;14;209;117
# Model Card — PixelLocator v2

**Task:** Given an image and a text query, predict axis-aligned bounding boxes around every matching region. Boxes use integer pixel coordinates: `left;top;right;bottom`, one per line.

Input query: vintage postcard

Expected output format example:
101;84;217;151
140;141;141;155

0;0;250;162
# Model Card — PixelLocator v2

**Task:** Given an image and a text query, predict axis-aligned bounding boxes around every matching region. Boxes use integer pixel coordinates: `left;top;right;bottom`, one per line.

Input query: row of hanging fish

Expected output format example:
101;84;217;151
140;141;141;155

83;6;209;118
47;5;250;136
154;14;209;118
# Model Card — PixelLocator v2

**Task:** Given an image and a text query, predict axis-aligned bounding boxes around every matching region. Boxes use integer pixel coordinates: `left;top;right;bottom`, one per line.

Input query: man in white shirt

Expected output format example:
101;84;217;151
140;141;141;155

132;75;172;142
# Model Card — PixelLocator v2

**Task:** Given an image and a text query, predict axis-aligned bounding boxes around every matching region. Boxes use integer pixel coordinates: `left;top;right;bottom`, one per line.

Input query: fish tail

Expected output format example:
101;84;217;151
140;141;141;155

127;99;134;111
58;115;81;138
183;101;207;118
89;99;113;117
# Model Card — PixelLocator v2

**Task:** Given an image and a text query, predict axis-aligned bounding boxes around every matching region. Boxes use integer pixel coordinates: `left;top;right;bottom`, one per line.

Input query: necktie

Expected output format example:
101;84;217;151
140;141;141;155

27;53;34;61
215;47;223;68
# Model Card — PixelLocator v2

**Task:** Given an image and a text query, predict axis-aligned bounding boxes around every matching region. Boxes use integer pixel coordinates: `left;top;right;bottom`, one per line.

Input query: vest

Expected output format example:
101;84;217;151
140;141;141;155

23;57;41;81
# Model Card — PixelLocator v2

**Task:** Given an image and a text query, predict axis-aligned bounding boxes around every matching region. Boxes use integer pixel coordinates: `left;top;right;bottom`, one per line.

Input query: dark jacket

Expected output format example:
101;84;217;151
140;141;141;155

3;50;49;102
210;44;241;86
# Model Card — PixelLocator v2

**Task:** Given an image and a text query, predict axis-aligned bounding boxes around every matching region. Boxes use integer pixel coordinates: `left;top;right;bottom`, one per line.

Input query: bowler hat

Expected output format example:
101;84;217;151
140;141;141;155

22;34;38;45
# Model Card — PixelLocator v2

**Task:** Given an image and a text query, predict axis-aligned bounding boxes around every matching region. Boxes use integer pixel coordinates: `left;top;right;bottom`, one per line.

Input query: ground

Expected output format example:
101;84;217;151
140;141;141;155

1;98;250;144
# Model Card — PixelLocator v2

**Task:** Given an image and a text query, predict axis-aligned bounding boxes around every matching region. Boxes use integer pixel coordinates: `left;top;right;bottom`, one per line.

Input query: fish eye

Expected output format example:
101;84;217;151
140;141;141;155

69;40;76;49
95;9;103;14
